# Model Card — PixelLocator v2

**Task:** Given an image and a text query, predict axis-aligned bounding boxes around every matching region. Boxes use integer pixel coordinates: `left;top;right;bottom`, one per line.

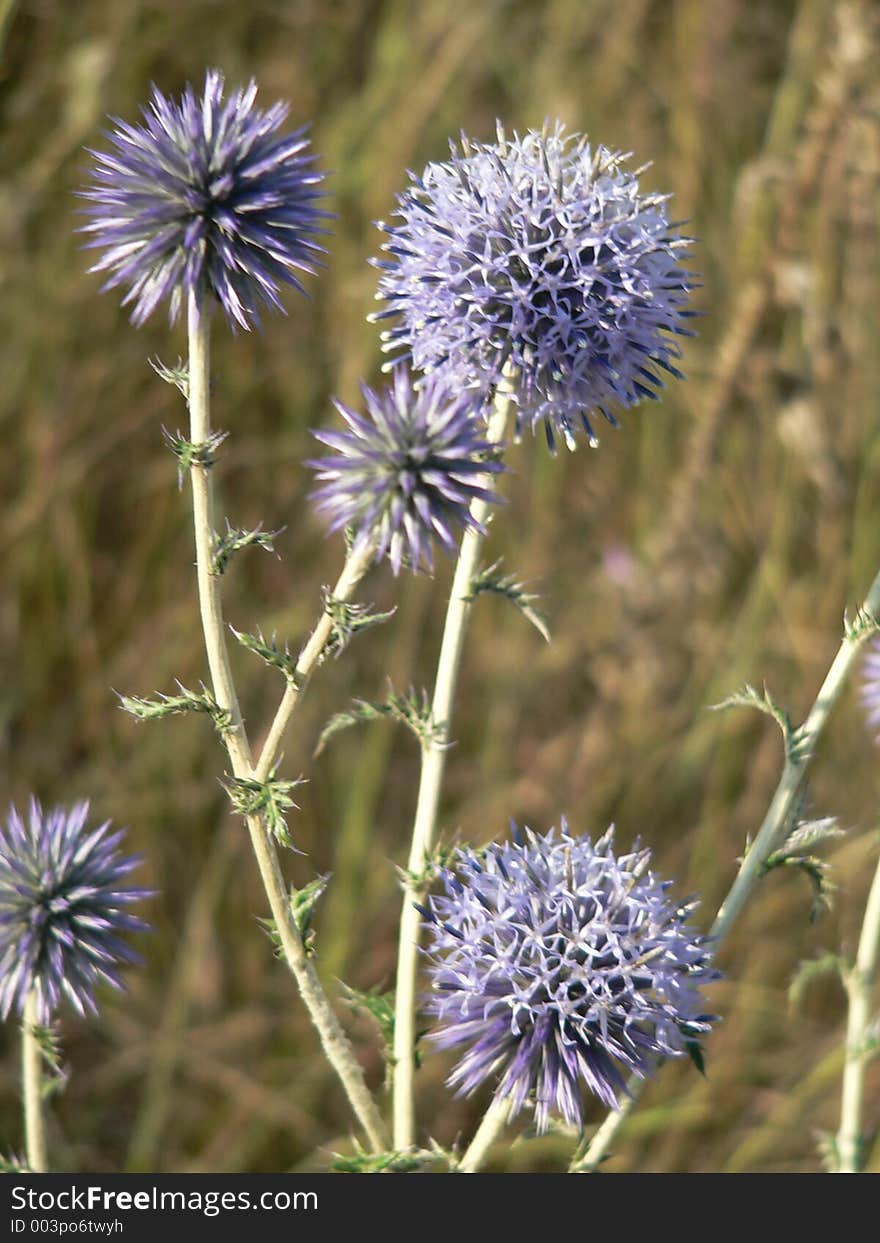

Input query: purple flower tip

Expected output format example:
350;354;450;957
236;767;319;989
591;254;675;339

0;799;151;1023
308;367;505;575
80;69;329;330
374;121;695;449
421;820;718;1130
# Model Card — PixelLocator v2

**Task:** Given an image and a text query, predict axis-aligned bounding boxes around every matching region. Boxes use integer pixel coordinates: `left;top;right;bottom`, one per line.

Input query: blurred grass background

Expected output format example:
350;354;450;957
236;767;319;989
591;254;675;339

1;0;879;1173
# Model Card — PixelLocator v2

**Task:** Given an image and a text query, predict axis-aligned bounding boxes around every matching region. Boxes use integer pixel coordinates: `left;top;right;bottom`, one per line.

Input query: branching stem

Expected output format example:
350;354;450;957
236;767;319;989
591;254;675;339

186;295;386;1151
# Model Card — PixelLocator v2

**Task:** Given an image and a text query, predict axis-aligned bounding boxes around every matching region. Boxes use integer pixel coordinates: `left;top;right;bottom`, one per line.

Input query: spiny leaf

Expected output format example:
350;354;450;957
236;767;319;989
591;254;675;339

223;772;305;849
315;684;444;757
118;683;233;734
398;839;458;893
844;605;880;643
212;521;282;576
710;682;793;750
781;817;844;855
230;627;300;683
341;985;395;1045
150;355;188;398
258;876;330;958
29;1022;67;1101
161;425;228;488
322;592;396;661
331;1142;447;1173
290;874;330;945
466;558;550;643
766;816;844;920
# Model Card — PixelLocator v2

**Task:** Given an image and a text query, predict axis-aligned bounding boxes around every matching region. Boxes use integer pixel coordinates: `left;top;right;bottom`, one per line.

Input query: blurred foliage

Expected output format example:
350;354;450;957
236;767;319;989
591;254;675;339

1;0;880;1173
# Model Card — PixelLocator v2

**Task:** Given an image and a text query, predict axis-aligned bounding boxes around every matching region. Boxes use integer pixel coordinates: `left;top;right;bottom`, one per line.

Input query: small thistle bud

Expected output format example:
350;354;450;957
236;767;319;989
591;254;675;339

308;368;505;575
0;800;150;1023
80;70;328;329
373;123;695;448
421;821;718;1130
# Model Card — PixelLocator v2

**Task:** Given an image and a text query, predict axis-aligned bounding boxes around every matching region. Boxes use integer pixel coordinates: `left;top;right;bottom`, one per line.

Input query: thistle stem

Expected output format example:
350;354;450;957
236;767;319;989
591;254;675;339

186;294;387;1152
254;539;375;783
458;1096;510;1173
392;372;515;1151
571;565;880;1173
22;992;47;1173
835;843;880;1173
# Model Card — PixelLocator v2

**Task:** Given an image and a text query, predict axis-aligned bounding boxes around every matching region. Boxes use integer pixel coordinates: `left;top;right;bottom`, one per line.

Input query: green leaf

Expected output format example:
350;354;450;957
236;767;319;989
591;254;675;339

766;816;844;920
315;684;444;757
223;772;306;849
118;683;233;734
331;1143;447;1173
230;627;300;683
161;425;228;488
212;521;282;576
844;605;880;643
149;355;188;398
466;558;550;643
710;682;793;748
322;592;396;661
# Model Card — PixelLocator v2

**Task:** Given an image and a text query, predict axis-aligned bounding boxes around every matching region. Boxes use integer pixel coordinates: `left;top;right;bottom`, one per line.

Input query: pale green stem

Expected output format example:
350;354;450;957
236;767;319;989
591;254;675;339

835;843;880;1173
571;566;880;1173
22;992;47;1173
392;372;516;1151
186;295;387;1152
458;1096;510;1173
254;539;375;783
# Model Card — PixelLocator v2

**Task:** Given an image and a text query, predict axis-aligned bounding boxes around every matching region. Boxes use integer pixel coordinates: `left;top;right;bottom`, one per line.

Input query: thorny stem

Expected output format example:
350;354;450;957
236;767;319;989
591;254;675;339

571;565;880;1173
392;370;516;1151
22;992;47;1173
255;540;375;783
186;295;387;1152
457;1096;510;1173
835;842;880;1173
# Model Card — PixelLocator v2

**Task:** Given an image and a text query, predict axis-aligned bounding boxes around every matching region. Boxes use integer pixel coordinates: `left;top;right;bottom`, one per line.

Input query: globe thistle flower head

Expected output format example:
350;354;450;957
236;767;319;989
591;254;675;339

308;368;505;575
373;122;695;449
80;70;328;330
421;821;717;1130
0;800;151;1024
862;636;880;740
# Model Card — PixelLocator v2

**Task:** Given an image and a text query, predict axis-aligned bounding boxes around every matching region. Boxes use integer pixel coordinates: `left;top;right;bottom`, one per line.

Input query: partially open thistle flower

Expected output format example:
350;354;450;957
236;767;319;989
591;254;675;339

421;821;717;1130
81;70;328;329
0;800;150;1023
308;368;504;574
374;122;695;448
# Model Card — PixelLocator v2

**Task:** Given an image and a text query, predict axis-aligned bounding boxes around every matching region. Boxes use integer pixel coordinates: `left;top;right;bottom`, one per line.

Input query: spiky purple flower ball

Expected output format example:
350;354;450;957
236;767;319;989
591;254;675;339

421;821;717;1130
374;123;695;449
862;637;880;739
81;70;327;329
308;368;504;574
0;800;150;1023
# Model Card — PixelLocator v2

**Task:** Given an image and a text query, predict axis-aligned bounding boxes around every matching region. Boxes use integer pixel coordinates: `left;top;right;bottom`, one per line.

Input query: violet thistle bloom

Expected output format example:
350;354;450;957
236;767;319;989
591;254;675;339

421;821;717;1130
0;800;150;1024
80;70;327;329
862;636;880;740
373;122;695;448
308;367;505;575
